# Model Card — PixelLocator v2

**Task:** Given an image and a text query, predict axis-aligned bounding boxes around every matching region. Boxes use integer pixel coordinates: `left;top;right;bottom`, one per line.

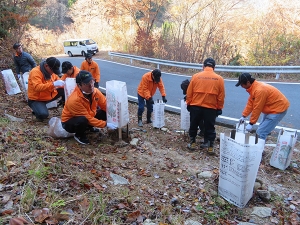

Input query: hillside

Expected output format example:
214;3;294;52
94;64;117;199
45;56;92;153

0;74;300;225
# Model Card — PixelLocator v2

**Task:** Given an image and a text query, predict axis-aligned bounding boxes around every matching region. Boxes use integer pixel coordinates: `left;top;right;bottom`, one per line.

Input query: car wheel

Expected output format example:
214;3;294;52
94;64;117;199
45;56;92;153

82;51;86;57
68;51;73;57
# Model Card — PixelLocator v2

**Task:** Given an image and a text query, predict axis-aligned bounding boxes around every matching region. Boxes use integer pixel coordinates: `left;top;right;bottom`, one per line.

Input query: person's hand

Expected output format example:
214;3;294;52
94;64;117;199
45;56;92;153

107;122;117;129
162;96;167;103
246;124;253;132
146;97;154;104
53;80;65;87
183;96;186;101
187;105;191;112
216;109;222;116
239;116;245;123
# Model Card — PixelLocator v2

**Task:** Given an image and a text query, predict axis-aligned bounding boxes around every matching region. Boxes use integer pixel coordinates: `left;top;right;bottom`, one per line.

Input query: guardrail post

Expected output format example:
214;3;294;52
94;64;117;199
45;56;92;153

130;59;133;64
275;73;280;79
157;64;160;69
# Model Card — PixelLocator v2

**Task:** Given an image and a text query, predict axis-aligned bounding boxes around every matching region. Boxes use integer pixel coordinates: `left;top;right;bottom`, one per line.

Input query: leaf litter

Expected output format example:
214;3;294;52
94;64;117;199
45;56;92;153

0;77;300;225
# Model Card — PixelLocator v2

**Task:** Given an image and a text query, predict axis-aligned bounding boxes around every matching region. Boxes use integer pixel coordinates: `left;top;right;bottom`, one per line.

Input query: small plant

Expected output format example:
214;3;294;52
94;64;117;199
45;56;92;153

20;185;36;212
50;199;66;208
28;166;49;180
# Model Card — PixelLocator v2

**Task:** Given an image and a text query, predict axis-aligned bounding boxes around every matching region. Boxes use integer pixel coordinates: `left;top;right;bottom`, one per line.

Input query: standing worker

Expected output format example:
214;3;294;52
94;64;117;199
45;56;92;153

80;53;100;88
236;73;290;140
13;43;36;78
186;57;225;154
137;69;167;127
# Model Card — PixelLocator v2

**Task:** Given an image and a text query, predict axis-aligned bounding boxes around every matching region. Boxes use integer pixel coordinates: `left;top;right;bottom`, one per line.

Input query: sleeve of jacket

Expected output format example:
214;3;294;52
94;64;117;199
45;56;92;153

80;61;86;71
60;74;67;81
142;77;152;100
243;89;267;124
96;90;107;111
67;98;107;128
27;54;36;68
13;56;20;74
186;76;194;105
95;63;100;83
216;78;225;109
158;80;166;97
30;71;55;92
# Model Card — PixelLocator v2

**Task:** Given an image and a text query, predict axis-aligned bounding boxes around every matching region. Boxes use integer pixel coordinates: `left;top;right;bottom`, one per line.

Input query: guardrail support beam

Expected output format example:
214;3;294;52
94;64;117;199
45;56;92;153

276;73;280;79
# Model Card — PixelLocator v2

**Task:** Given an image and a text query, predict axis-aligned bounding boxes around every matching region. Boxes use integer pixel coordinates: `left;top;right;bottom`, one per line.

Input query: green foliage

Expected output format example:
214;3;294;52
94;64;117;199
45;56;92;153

0;3;18;38
67;0;77;8
50;199;66;208
28;166;49;180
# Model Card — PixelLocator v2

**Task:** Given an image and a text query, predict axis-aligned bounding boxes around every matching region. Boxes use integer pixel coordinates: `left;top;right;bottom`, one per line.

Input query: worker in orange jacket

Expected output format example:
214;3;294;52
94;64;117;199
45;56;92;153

186;58;225;154
61;61;80;80
236;73;290;140
27;57;65;121
61;70;116;144
137;69;167;127
80;53;100;88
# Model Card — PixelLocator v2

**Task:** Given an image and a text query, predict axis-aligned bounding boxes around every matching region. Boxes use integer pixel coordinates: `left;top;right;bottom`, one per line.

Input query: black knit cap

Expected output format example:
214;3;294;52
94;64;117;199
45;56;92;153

13;43;21;50
203;57;216;68
46;57;61;75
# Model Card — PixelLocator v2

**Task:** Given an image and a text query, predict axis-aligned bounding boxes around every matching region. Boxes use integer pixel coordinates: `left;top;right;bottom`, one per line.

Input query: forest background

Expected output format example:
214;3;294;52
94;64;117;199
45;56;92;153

1;0;300;70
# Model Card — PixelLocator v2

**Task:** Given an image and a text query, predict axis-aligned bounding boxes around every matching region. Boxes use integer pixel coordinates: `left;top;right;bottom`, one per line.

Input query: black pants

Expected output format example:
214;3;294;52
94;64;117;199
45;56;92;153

28;88;64;120
189;106;217;143
62;109;107;136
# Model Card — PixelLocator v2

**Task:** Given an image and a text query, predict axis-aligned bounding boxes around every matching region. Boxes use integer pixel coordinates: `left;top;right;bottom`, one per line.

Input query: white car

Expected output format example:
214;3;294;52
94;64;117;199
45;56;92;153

63;39;99;57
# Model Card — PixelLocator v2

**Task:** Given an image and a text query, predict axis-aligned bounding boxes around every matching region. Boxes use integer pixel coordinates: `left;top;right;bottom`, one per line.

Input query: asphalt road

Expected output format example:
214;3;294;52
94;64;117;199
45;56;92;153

57;56;299;131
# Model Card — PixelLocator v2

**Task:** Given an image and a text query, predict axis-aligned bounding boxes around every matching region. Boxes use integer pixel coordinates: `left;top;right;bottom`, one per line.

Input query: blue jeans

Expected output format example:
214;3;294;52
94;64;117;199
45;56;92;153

256;110;288;140
137;94;153;116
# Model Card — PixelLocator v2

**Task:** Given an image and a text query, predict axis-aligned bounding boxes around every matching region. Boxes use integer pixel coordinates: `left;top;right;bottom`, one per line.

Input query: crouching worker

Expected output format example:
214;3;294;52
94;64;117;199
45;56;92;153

61;70;117;145
28;57;65;121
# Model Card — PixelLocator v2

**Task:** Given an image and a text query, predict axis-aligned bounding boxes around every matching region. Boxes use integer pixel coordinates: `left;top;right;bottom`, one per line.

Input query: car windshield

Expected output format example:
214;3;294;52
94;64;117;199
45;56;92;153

85;39;96;45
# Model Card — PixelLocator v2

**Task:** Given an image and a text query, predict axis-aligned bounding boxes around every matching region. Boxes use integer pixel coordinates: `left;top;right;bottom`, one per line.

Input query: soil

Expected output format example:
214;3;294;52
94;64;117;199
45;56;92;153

0;59;300;225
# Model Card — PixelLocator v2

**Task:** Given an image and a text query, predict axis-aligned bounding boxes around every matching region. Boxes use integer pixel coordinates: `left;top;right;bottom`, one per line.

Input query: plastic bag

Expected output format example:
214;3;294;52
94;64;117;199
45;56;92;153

48;117;74;138
153;100;165;128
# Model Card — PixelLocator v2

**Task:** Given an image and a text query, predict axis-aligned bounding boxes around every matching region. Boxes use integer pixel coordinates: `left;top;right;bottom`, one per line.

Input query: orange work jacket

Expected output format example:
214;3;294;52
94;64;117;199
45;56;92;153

27;65;60;101
61;86;107;128
242;80;290;124
137;71;166;100
186;67;225;109
80;60;100;83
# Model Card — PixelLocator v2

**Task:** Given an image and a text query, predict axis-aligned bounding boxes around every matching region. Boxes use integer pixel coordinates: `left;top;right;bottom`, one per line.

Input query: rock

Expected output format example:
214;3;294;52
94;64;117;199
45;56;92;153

198;171;213;178
251;207;272;218
238;222;257;225
161;127;168;132
142;219;157;225
185;219;202;225
130;138;139;146
171;197;179;206
257;190;271;202
110;173;129;185
290;204;296;210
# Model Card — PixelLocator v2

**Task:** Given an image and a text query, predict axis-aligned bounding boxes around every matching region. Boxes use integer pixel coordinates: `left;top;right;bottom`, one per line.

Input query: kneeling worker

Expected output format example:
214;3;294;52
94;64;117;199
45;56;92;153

61;70;117;144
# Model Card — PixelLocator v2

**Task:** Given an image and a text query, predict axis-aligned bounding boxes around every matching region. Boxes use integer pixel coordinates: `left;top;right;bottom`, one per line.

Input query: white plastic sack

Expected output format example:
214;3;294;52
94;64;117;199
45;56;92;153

1;69;21;95
153;100;165;128
270;129;297;170
180;99;190;131
18;72;29;101
218;124;265;208
64;78;76;100
106;80;129;128
48;117;74;138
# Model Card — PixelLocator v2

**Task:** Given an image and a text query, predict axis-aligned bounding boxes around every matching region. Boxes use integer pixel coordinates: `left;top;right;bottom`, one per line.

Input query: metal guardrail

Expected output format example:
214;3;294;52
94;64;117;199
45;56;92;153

108;51;300;77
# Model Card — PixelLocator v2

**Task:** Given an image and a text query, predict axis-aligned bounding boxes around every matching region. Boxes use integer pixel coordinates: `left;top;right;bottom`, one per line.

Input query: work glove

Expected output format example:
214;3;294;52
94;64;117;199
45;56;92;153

146;97;154;104
216;109;222;117
183;96;186;101
162;96;167;103
187;105;191;112
246;124;253;132
107;122;117;129
239;116;246;124
53;80;65;87
17;74;21;79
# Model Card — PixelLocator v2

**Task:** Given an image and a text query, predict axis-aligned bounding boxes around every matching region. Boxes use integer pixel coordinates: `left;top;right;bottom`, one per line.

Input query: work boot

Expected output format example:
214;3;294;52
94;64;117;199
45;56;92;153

200;141;209;150
146;112;152;123
201;141;215;155
138;115;143;127
187;137;196;150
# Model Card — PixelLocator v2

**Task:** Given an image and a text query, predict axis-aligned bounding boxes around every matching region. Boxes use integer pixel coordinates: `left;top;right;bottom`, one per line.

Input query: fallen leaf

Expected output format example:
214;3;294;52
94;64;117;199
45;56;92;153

92;182;104;192
126;210;141;222
6;161;16;167
121;155;127;160
79;197;89;210
9;217;29;225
